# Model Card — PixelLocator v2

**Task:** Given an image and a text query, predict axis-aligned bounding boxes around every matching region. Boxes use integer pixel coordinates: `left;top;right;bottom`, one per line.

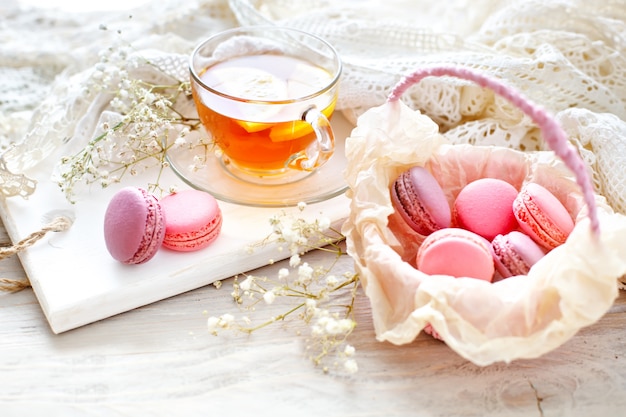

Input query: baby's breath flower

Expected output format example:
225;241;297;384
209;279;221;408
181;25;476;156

317;216;331;231
239;276;253;292
325;275;338;288
207;316;220;334
57;41;205;202
305;298;317;310
297;262;314;285
344;345;356;357
263;290;276;305
174;136;187;147
277;268;289;280
344;359;358;374
289;254;301;267
218;314;234;329
280;227;298;245
207;209;359;373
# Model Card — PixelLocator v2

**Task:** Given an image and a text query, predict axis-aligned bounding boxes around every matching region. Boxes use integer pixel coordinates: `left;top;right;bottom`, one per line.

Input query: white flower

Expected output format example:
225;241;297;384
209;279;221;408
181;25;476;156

120;79;132;90
239;276;253;292
344;359;358;374
305;299;317;311
320;317;354;335
311;325;323;336
220;314;235;326
207;316;220;331
297;262;313;284
277;268;289;280
325;275;338;288
280;226;298;244
297;201;307;211
144;92;156;103
263;290;276;305
174;136;187;147
344;345;355;357
317;216;331;231
110;97;126;111
155;98;168;110
289;253;301;267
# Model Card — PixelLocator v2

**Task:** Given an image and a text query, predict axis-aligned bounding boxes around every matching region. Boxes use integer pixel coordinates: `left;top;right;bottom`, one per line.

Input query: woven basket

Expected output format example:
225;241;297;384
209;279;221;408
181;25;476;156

343;66;626;365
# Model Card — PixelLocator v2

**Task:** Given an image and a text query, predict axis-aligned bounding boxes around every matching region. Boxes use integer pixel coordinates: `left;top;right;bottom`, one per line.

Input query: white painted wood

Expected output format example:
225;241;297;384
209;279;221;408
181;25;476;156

0;116;354;334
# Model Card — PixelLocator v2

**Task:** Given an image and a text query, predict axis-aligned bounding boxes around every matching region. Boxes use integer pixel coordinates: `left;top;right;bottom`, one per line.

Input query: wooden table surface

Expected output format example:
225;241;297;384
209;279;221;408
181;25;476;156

1;214;625;417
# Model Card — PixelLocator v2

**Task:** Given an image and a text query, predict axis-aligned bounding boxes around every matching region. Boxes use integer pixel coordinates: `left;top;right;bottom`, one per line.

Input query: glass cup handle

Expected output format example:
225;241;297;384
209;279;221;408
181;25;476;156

289;106;335;171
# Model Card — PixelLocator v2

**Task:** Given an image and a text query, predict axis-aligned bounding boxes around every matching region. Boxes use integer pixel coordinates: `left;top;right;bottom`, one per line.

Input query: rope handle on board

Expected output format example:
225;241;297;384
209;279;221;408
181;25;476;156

0;216;72;293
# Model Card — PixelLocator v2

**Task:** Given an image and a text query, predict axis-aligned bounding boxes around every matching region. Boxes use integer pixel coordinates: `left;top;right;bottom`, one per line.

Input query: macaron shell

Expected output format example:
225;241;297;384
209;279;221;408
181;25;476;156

453;178;519;241
104;187;165;264
391;166;451;236
492;231;546;278
513;183;574;250
161;190;222;252
416;228;495;281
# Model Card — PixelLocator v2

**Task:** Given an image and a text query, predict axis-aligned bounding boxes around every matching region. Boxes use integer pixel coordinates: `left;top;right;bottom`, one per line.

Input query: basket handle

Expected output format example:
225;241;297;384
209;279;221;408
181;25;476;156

387;65;600;237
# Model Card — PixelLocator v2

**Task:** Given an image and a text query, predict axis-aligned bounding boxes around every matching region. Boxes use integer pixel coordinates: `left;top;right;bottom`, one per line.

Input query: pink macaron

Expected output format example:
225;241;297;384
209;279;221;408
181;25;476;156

453;178;519;241
513;182;574;250
160;189;222;252
104;187;166;264
416;228;495;281
491;231;546;279
391;166;451;236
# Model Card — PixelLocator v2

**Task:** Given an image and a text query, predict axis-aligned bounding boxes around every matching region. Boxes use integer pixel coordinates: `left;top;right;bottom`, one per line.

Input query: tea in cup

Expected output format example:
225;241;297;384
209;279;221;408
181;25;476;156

189;26;342;184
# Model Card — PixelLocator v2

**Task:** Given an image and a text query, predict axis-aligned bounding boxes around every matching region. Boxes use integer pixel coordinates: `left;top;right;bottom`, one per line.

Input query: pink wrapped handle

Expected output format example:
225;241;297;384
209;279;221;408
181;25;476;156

387;65;600;237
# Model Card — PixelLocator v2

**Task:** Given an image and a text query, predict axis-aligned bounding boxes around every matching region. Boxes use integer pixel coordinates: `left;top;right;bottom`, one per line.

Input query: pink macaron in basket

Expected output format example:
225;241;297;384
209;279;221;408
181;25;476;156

342;66;626;365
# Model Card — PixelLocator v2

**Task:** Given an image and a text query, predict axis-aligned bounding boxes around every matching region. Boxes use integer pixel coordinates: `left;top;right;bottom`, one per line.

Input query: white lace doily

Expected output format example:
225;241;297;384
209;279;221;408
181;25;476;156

1;0;625;215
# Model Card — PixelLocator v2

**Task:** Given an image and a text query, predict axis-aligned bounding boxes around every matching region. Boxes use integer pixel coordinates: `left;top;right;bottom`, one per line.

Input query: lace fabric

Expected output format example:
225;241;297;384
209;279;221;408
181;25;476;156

229;0;626;214
0;0;624;215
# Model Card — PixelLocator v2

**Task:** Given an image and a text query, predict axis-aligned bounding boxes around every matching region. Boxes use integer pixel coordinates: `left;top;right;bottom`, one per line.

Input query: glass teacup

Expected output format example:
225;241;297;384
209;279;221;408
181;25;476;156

189;26;342;184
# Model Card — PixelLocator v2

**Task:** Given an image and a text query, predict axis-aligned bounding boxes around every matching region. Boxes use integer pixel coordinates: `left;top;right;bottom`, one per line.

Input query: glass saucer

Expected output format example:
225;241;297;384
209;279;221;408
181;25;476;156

165;114;353;207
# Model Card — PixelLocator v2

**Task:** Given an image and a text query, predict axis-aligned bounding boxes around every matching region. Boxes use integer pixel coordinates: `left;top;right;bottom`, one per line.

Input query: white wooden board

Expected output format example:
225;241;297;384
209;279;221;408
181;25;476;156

0;115;354;334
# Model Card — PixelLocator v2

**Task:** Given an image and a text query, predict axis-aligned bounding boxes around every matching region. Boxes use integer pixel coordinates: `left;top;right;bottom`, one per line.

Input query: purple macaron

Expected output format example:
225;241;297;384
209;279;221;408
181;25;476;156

391;166;451;236
103;187;166;264
491;231;546;278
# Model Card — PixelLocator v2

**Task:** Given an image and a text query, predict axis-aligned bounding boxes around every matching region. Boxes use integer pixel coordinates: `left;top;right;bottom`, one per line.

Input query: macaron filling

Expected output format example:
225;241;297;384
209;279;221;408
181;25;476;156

162;213;222;251
130;194;164;264
393;180;438;234
514;186;573;249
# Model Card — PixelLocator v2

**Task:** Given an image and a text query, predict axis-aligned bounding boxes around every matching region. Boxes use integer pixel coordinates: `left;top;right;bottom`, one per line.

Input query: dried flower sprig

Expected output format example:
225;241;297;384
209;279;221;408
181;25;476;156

56;38;208;202
207;203;360;374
